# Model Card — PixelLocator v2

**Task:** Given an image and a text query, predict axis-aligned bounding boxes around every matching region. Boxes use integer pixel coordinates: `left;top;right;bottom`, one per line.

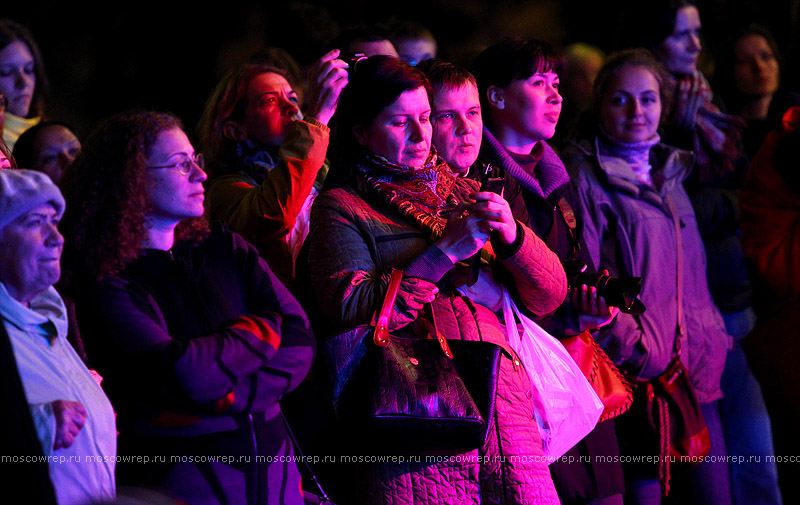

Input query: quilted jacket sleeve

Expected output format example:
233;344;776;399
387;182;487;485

496;223;568;317
307;188;447;333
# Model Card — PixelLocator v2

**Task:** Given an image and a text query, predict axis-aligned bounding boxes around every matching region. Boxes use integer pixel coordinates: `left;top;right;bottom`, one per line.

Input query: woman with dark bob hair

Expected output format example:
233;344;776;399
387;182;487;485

304;54;566;504
59;110;315;505
472;35;627;505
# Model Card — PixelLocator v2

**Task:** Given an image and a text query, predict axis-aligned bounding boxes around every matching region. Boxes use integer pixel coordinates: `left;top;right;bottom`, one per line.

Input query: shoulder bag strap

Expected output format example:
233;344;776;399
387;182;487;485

666;195;684;359
556;196;580;260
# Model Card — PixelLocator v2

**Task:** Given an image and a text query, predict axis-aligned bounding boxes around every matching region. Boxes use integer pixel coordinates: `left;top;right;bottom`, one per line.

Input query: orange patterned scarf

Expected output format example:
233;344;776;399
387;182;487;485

354;150;459;239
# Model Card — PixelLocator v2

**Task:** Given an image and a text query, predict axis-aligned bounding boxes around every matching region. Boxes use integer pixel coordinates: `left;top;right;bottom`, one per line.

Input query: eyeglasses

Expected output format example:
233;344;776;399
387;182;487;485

146;153;205;175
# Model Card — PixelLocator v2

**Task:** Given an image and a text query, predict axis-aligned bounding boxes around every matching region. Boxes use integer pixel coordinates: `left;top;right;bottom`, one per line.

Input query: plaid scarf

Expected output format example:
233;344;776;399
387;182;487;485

354;150;460;240
669;70;747;182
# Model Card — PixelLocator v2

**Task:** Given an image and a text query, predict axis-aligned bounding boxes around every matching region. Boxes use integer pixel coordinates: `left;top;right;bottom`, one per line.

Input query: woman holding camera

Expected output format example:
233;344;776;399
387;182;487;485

197;50;348;289
305;55;566;505
561;49;731;505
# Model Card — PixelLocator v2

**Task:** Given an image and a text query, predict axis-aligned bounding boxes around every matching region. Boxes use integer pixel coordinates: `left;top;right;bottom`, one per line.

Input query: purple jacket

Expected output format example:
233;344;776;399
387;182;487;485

75;227;314;505
562;138;729;403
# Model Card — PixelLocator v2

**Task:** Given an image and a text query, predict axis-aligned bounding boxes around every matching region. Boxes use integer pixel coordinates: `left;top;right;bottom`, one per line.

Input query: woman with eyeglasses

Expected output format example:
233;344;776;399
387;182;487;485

198;50;348;290
0;19;50;150
59;110;315;505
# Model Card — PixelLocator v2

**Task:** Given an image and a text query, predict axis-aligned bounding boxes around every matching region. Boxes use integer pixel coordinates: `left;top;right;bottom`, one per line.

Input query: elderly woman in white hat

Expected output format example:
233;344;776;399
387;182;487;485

0;169;116;505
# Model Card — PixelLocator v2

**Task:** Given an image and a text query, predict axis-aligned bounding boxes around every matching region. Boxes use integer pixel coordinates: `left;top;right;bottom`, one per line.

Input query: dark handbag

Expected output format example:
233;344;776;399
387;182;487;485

319;269;504;456
561;330;633;422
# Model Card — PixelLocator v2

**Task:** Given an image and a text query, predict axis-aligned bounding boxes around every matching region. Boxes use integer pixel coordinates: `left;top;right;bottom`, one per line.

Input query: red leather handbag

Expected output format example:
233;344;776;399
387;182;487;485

561;330;633;422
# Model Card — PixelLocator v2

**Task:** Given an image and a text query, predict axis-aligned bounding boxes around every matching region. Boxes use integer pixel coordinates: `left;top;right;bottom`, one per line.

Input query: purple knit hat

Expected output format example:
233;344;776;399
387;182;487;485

0;169;65;230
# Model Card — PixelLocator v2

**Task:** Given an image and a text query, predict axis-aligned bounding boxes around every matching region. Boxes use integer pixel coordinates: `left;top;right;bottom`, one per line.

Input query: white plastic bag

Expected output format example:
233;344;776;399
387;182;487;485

501;289;603;462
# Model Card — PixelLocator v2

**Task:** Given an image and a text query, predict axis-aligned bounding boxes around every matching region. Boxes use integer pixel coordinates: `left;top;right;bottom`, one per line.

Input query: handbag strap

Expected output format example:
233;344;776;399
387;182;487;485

374;269;404;346
666;195;684;360
280;412;333;504
424;303;454;359
373;268;454;359
556;197;580;260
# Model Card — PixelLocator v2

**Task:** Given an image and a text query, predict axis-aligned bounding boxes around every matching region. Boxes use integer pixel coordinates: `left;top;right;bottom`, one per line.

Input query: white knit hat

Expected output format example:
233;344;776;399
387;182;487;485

0;169;65;230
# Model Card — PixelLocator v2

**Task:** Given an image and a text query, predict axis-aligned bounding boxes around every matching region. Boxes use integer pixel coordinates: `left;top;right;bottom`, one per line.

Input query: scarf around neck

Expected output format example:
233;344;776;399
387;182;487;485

213;138;280;183
2;112;41;150
0;282;69;343
354;150;460;239
598;126;661;185
668;70;746;182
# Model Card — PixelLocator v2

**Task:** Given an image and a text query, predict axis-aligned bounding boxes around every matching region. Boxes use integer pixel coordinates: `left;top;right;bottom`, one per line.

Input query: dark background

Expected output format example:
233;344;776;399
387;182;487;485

6;0;800;140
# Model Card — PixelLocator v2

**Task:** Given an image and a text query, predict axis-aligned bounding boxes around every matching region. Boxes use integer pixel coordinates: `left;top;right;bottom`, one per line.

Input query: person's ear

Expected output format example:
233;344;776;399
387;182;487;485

487;86;504;110
353;124;368;146
222;121;247;142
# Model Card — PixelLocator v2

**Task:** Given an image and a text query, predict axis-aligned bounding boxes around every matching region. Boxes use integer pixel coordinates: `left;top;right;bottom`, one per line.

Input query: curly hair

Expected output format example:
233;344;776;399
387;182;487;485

59;110;208;292
196;63;288;176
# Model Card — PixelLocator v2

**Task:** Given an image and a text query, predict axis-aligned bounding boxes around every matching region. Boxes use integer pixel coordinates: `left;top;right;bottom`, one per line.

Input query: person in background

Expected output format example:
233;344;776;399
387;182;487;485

197;49;347;289
59;110;315;505
713;23;800;159
306;54;566;505
472;36;623;505
0;19;49;150
562;48;732;505
739;106;800;504
553;42;606;151
0;169;116;505
331;24;399;58
12;121;80;184
1;92;6;138
388;19;438;67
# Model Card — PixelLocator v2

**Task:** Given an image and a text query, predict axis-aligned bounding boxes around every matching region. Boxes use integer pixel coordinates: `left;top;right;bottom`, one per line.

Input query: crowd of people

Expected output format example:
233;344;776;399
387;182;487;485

2;1;799;504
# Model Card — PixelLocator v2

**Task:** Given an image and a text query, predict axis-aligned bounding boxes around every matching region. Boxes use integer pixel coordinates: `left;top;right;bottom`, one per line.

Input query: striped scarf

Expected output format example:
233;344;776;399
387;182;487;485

669;70;747;182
